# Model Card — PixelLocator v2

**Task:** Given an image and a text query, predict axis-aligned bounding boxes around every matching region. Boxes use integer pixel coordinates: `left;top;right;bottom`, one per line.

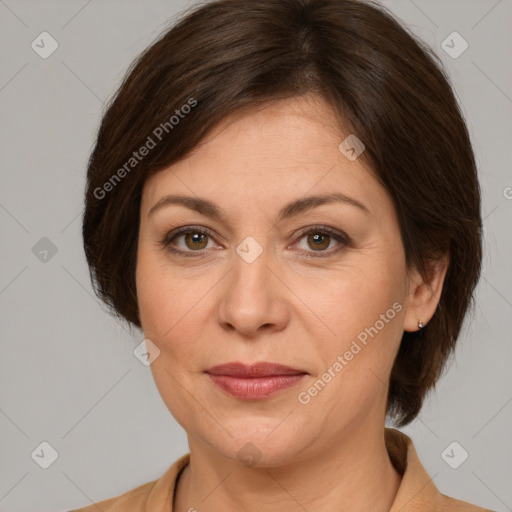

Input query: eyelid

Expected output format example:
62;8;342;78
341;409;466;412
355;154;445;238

159;225;220;255
159;224;350;257
289;226;350;258
292;225;349;245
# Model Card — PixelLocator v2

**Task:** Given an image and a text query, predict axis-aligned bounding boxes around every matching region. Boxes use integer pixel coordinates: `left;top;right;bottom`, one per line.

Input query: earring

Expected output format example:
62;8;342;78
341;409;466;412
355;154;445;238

418;320;424;329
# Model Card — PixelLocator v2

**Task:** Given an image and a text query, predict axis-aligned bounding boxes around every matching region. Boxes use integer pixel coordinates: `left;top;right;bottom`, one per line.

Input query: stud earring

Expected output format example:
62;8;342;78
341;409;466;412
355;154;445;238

418;320;424;329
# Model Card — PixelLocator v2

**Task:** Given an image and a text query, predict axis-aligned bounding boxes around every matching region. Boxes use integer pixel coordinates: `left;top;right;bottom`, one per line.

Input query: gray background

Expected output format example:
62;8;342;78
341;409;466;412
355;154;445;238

0;0;511;511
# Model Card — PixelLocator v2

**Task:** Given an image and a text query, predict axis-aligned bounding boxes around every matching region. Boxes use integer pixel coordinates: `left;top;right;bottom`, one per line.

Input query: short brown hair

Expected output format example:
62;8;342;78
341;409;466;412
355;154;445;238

82;0;482;426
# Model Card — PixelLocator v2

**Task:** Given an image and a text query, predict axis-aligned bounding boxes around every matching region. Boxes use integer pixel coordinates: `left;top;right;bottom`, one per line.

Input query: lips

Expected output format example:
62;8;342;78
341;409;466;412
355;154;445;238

205;362;307;399
206;361;306;377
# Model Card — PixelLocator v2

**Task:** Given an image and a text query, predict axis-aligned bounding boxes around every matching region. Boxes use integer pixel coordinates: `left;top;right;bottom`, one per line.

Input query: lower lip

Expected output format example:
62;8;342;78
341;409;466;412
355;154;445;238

207;374;306;399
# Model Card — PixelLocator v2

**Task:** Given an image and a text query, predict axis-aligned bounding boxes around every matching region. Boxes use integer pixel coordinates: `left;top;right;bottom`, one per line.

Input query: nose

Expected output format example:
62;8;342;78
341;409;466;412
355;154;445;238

216;242;290;338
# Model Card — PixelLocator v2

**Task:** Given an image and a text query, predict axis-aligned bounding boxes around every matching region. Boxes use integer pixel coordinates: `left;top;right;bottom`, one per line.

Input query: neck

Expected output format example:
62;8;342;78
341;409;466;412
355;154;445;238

173;424;402;512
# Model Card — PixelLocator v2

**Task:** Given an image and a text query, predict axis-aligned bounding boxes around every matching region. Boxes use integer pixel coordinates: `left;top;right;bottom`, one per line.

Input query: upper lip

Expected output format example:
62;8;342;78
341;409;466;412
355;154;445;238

205;362;307;377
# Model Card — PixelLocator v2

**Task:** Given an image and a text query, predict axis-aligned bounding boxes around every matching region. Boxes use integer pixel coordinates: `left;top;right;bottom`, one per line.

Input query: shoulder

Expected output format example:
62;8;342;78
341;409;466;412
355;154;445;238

385;428;495;512
66;453;190;512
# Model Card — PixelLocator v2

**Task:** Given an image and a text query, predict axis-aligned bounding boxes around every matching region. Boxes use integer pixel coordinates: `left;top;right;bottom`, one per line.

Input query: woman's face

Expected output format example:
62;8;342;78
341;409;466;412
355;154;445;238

136;94;418;466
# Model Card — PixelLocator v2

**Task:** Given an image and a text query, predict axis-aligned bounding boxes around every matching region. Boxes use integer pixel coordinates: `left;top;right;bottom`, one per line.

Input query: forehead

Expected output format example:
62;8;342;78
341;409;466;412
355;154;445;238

141;95;389;220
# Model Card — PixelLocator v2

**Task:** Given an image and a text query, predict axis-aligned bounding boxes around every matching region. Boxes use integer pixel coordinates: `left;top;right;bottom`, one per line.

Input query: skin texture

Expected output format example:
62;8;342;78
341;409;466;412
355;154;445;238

136;94;449;512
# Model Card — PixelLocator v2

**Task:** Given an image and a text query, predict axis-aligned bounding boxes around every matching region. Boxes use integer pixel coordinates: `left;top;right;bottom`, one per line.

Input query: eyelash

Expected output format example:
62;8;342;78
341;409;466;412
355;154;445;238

158;225;350;259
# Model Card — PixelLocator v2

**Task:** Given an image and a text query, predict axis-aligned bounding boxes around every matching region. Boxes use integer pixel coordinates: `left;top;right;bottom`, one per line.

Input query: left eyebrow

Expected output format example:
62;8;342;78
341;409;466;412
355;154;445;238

275;193;371;222
148;192;371;223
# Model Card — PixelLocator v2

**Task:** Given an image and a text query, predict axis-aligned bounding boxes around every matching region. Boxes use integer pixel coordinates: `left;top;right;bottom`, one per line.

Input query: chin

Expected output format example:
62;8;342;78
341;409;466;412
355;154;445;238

202;417;313;468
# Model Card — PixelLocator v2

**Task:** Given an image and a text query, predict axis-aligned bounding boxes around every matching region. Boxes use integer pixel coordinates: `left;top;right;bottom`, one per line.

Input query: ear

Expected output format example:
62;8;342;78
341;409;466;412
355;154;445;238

403;253;450;333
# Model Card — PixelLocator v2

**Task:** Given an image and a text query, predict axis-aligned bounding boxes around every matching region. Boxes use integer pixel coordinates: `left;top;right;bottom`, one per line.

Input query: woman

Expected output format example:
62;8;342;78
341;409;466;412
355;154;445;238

74;0;492;510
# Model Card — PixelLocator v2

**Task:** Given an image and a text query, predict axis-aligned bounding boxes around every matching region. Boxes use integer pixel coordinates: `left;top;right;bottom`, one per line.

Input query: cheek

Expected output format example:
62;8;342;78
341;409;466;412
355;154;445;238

136;244;196;337
299;258;405;340
296;277;404;425
299;256;406;396
136;247;208;427
136;245;217;382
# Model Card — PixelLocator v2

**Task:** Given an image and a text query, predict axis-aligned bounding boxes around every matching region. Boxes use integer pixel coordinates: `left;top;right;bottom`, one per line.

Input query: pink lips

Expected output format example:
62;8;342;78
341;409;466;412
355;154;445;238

205;362;307;399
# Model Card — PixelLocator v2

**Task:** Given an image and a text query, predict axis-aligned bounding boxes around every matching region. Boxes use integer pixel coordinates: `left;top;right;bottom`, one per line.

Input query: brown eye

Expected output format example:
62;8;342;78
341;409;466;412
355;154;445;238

293;226;350;258
183;232;209;250
306;232;331;251
160;227;216;255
